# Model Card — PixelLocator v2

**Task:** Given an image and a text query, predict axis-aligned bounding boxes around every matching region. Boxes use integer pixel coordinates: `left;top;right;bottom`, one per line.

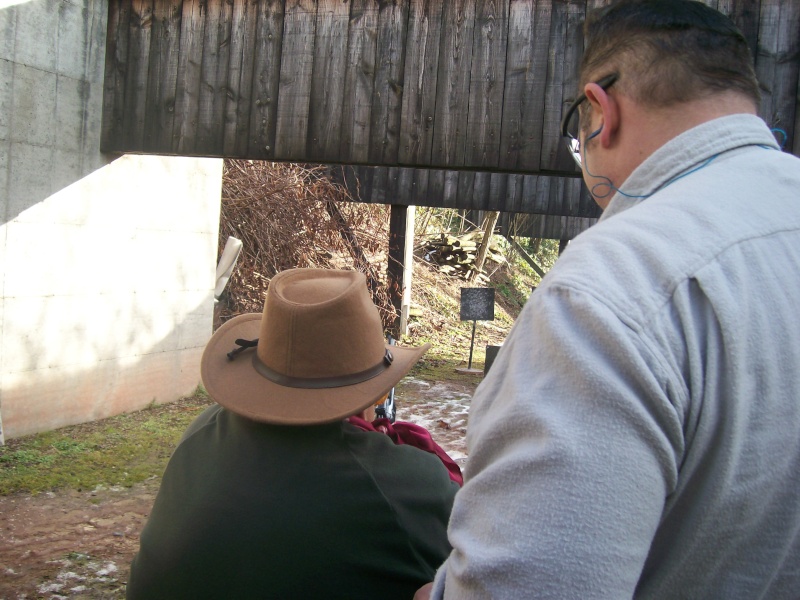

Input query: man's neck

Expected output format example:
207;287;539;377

614;91;758;184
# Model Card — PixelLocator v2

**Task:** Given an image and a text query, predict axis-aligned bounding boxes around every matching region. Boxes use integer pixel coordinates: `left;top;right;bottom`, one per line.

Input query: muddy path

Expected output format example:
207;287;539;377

0;377;478;599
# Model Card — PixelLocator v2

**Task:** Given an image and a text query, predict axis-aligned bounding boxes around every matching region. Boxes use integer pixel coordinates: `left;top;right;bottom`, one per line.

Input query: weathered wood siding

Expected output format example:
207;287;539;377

101;0;800;172
328;164;600;239
330;165;599;215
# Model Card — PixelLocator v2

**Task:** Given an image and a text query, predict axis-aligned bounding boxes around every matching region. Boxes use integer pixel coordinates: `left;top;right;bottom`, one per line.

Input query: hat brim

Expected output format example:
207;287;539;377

201;314;430;425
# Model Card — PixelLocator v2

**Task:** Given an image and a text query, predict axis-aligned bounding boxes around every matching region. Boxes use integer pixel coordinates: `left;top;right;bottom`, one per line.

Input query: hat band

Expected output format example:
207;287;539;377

251;349;394;389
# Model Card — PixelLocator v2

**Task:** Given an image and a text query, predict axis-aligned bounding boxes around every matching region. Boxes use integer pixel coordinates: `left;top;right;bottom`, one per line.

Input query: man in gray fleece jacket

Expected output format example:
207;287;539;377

418;1;800;598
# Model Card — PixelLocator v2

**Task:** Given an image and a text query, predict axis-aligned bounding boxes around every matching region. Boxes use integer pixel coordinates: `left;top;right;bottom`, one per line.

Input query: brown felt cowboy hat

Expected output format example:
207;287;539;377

201;268;430;425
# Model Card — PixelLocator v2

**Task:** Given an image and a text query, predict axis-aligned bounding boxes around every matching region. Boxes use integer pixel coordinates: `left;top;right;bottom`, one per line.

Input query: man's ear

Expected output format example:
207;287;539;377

584;82;619;148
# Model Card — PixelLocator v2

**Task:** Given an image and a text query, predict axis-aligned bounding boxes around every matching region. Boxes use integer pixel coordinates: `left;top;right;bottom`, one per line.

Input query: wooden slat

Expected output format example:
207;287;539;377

559;2;584;172
222;0;259;156
457;171;475;210
194;0;224;153
173;0;207;153
722;0;762;66
539;0;583;172
386;166;401;204
328;165;601;217
371;164;389;203
396;165;414;204
538;0;565;171
427;169;446;207
101;0;131;151
410;166;430;205
368;0;409;164
101;0;800;171
575;177;595;216
466;0;509;167
247;0;284;159
519;174;538;213
526;0;555;169
531;172;550;214
762;1;799;151
499;0;536;170
431;0;477;166
443;170;460;208
211;0;235;153
488;172;508;211
144;0;182;151
755;0;780;128
546;175;564;218
566;175;582;216
506;173;524;213
398;0;445;165
347;165;369;201
274;0;317;158
471;171;491;210
308;0;351;161
122;0;154;150
795;67;800;156
339;0;379;163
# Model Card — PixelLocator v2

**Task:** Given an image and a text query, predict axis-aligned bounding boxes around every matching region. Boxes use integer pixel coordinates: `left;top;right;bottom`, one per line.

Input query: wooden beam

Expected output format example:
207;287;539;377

387;204;409;337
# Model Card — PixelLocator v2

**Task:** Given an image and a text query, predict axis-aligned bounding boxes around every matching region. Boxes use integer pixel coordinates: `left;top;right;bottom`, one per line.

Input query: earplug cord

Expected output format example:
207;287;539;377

582;126;787;201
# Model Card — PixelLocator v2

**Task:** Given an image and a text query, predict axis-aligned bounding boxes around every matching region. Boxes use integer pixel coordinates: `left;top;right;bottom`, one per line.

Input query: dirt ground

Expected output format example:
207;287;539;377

0;377;479;599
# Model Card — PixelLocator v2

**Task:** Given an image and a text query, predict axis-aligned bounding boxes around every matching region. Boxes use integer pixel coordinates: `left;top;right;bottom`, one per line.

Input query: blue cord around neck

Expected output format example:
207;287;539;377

590;155;720;200
582;125;786;201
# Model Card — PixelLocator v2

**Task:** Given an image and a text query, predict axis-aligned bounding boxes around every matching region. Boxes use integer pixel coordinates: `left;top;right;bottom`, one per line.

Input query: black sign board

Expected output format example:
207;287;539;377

460;288;495;321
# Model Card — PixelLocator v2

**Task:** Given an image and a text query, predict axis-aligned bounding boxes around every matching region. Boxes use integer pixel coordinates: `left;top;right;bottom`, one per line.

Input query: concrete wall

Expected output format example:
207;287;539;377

0;0;224;441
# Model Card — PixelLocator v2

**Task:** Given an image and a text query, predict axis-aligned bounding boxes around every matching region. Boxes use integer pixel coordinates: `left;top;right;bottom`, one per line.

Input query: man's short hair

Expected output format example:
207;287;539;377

581;0;760;108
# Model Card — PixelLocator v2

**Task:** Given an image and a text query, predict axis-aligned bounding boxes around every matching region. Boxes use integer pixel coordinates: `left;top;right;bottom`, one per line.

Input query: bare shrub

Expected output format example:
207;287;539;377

218;160;394;329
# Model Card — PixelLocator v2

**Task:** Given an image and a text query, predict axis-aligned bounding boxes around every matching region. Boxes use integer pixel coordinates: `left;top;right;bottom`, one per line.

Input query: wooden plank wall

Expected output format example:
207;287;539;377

101;0;800;173
328;165;599;239
330;165;600;214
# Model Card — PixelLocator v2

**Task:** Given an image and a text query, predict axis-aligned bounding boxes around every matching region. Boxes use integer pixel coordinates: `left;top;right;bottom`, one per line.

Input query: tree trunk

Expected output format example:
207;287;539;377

469;211;500;282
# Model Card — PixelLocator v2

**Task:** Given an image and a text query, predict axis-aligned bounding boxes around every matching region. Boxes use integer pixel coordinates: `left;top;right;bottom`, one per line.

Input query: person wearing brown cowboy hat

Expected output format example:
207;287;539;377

126;268;459;600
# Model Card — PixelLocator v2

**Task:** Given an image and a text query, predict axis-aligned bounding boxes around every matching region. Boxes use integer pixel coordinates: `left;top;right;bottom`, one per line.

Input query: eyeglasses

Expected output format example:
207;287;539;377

560;73;618;168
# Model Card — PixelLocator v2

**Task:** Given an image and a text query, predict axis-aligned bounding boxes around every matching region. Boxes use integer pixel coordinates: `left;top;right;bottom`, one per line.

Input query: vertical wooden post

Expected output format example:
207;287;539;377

387;205;409;338
400;206;416;336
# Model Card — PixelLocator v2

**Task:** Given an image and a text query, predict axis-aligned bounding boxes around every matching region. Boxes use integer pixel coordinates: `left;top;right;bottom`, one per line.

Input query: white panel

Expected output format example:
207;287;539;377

54;75;86;153
26;157;129;227
178;307;215;350
0;144;8;218
6;141;54;217
0;6;16;62
56;0;90;80
79;80;104;156
0;58;12;141
1;346;204;439
123;156;224;234
13;0;58;72
130;229;218;292
52;148;84;194
10;63;57;147
0;0;220;440
3;285;213;375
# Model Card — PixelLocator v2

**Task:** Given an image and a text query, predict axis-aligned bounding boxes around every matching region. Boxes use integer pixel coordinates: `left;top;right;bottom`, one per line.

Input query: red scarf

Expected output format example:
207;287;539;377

347;416;463;486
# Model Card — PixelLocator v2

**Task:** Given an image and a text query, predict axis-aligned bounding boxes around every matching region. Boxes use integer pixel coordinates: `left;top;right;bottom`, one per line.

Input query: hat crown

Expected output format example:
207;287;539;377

257;269;386;380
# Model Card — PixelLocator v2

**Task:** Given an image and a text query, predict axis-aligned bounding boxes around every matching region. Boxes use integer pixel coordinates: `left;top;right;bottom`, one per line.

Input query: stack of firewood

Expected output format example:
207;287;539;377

420;231;506;285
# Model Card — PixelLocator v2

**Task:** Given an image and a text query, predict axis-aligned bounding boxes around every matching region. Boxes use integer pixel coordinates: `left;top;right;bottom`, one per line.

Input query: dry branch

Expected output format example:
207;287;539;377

218;160;395;330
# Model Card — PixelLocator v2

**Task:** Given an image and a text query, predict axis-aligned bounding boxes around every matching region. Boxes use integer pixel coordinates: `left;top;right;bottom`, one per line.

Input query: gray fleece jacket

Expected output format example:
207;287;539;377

432;114;800;599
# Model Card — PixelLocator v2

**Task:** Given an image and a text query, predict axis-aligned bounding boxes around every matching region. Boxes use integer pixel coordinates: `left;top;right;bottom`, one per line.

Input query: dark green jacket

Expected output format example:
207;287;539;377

127;405;458;599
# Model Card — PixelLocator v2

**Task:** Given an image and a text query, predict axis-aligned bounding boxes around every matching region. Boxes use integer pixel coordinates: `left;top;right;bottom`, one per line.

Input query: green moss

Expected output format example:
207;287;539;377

0;392;212;495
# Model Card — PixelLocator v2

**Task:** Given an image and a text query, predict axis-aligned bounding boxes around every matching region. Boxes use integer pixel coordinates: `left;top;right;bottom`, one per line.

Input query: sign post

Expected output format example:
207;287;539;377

458;288;496;374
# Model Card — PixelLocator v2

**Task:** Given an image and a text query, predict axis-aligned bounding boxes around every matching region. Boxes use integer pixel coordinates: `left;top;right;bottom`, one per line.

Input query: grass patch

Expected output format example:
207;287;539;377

0;389;212;495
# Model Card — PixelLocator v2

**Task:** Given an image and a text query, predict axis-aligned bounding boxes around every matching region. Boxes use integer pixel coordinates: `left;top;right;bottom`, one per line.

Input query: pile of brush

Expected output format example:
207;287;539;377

218;160;394;330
